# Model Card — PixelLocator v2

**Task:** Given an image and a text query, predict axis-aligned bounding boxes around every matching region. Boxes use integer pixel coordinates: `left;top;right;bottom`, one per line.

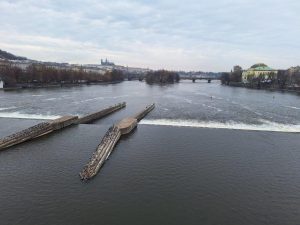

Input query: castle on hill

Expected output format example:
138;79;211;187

100;58;115;66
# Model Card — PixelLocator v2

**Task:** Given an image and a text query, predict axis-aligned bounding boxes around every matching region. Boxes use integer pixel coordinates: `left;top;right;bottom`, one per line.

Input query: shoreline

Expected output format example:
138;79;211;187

1;80;123;91
226;82;300;94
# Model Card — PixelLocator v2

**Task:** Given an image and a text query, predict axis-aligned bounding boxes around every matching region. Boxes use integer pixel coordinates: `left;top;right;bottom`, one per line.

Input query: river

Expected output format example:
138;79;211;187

0;80;300;225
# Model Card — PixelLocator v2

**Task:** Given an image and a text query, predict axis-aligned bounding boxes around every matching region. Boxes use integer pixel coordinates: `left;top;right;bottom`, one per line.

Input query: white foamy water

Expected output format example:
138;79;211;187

0;106;18;111
202;104;223;112
109;95;129;99
0;112;60;120
195;92;224;100
140;119;300;133
285;106;300;110
73;97;104;104
44;98;58;101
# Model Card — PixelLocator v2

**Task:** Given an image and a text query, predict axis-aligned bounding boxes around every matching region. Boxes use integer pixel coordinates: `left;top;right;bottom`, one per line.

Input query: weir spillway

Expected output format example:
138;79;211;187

0;103;126;151
0;116;78;150
77;102;126;124
79;103;155;180
79;126;121;180
0;101;155;181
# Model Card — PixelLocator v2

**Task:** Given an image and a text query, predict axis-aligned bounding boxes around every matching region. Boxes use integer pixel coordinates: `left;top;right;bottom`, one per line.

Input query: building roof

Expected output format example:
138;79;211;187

288;66;300;71
249;66;276;71
248;63;276;71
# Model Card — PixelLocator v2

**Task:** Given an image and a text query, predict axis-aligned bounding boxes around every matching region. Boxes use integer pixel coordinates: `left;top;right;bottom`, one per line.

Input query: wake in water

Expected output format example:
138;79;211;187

140;119;300;133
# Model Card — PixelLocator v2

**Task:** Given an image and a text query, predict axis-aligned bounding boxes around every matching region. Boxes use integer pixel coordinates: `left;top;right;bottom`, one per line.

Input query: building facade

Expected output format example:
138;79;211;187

242;63;278;83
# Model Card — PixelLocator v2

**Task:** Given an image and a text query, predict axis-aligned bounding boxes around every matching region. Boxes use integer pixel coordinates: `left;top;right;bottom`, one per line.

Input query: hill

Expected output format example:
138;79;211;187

0;49;27;60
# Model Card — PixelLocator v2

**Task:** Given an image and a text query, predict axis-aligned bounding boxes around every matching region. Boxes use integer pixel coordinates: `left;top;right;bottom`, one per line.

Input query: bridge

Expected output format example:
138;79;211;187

180;76;220;83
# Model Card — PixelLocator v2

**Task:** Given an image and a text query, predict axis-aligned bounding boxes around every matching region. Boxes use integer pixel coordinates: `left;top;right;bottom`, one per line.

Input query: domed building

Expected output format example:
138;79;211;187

242;63;278;83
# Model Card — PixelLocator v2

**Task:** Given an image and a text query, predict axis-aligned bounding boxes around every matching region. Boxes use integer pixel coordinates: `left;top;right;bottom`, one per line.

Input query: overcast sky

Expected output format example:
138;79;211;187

0;0;299;71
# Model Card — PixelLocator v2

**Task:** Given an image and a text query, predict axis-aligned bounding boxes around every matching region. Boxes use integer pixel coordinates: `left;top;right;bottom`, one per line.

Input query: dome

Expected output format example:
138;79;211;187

250;63;268;68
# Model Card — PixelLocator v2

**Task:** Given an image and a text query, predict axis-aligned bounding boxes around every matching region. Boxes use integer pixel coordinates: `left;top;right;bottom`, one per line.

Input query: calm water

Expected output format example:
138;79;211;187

1;81;300;225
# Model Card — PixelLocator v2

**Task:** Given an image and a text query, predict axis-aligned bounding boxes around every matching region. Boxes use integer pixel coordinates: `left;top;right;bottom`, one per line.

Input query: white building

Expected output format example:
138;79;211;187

242;63;278;83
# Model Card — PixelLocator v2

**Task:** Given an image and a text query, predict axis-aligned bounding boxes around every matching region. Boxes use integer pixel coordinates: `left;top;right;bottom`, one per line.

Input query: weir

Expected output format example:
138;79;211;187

80;126;121;180
50;116;79;130
0;116;78;150
79;103;155;180
134;103;155;121
0;103;126;150
0;122;53;150
77;102;126;124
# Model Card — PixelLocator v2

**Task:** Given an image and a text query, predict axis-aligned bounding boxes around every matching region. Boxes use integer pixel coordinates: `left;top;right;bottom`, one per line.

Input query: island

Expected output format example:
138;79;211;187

145;70;180;84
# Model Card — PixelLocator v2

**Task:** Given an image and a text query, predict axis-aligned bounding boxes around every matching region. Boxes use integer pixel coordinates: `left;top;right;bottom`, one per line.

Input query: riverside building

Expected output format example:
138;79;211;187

242;63;278;83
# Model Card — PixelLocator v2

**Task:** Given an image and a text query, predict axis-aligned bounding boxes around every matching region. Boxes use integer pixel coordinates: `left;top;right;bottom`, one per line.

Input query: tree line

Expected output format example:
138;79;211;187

0;62;124;87
145;70;180;84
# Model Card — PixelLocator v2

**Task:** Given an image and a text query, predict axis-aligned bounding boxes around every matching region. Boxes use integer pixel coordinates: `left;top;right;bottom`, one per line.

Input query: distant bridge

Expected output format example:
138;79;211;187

180;76;220;83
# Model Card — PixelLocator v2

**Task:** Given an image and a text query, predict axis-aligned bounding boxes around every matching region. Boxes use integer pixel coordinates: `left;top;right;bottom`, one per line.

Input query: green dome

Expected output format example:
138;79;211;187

248;63;276;71
250;63;268;68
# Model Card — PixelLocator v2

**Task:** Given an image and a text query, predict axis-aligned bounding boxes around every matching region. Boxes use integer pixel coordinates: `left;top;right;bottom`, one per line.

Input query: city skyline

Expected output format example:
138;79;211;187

0;0;299;72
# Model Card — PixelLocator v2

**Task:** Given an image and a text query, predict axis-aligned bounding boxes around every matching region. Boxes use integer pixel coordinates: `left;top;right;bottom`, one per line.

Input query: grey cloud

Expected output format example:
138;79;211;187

0;0;299;71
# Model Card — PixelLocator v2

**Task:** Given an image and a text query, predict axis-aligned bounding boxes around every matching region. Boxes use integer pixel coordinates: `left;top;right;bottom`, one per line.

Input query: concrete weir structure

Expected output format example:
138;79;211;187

77;102;126;124
0;116;78;150
80;103;155;180
50;116;79;130
0;103;126;151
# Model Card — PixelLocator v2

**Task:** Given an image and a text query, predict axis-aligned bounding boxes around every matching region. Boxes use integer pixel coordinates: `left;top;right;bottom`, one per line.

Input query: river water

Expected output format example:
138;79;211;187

0;81;300;225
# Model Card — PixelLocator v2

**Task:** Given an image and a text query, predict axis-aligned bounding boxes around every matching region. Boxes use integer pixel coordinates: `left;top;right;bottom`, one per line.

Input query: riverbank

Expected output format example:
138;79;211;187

226;82;300;94
1;80;123;91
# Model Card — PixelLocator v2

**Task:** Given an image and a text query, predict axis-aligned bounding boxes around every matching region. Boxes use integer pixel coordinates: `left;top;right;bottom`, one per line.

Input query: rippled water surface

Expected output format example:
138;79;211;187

1;81;300;225
1;81;300;129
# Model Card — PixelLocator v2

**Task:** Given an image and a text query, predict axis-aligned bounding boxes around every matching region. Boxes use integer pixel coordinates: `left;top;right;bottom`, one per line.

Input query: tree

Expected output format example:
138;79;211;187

229;65;243;82
277;70;287;89
145;70;180;84
220;72;230;85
